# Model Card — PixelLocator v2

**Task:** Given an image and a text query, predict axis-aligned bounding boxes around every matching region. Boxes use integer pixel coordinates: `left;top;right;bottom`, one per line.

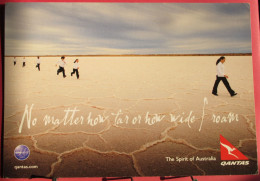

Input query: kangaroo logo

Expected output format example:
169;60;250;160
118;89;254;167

220;135;248;160
220;142;238;159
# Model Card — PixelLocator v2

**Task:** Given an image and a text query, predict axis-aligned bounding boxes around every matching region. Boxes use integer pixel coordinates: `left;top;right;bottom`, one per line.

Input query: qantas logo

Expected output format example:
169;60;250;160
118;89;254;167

220;135;249;166
220;135;248;160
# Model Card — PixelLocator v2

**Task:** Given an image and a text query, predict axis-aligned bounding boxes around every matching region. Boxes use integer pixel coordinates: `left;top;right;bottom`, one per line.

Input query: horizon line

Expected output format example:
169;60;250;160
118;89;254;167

5;53;252;57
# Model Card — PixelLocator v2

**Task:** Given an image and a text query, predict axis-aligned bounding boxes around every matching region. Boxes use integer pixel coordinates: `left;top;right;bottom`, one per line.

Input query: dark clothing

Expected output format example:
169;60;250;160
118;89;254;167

71;68;79;79
212;76;235;96
23;62;26;67
14;62;16;66
57;66;66;78
36;63;40;71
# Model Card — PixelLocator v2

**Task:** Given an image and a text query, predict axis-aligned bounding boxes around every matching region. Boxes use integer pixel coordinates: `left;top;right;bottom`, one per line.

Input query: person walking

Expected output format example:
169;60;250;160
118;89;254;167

71;59;79;79
212;56;237;97
13;57;16;66
22;57;26;67
56;56;66;78
36;56;41;71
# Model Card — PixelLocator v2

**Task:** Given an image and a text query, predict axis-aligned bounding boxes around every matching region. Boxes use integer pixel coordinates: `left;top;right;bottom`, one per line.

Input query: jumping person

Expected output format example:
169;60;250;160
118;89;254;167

13;57;16;66
36;56;41;71
56;56;66;78
212;56;237;97
22;57;26;67
71;59;79;79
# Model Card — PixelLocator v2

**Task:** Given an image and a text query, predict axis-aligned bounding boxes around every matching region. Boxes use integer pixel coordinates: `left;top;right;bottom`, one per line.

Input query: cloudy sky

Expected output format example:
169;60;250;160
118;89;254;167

5;3;251;56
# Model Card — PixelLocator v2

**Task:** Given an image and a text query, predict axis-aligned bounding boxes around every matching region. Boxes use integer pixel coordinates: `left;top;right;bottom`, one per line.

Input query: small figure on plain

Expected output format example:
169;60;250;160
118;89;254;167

71;59;79;79
13;57;16;66
212;56;237;97
36;56;41;71
22;57;26;67
56;56;66;78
